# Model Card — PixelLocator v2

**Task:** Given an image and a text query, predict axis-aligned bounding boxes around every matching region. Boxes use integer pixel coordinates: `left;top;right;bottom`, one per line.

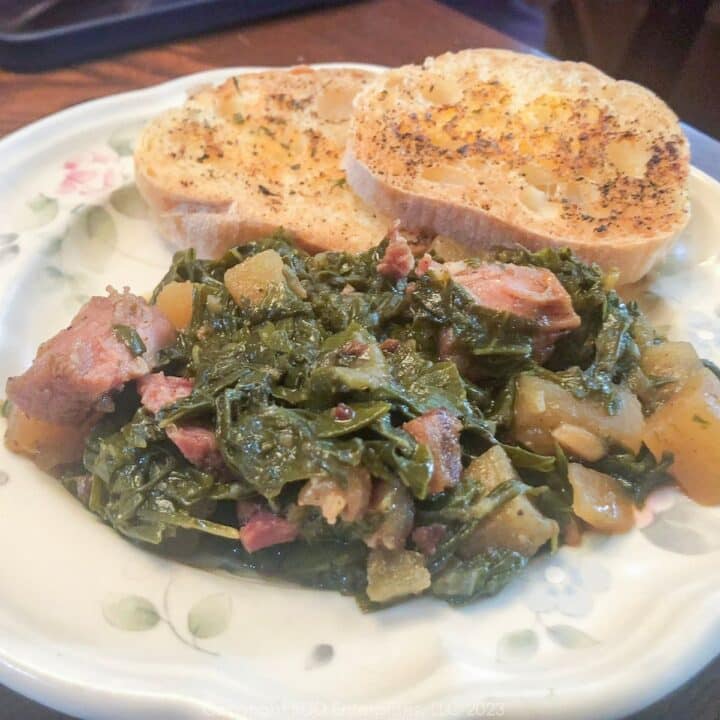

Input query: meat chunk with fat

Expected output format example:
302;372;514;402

445;260;580;338
6;288;176;424
298;469;372;524
138;372;194;414
403;408;463;495
376;226;415;281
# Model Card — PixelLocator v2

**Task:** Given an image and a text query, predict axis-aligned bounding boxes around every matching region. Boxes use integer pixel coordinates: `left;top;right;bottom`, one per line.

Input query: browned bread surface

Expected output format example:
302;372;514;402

344;49;690;283
135;67;390;257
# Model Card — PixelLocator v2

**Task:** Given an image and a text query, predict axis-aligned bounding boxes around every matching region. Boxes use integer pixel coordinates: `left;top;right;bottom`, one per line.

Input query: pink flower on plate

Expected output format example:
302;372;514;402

58;149;122;197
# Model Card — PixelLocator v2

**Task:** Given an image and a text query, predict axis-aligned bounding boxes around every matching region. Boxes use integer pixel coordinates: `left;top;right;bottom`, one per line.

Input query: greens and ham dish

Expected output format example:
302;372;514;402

5;230;720;607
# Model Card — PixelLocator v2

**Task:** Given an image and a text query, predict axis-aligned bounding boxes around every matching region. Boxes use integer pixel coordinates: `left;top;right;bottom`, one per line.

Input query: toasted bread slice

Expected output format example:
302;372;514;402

135;67;389;257
344;50;690;283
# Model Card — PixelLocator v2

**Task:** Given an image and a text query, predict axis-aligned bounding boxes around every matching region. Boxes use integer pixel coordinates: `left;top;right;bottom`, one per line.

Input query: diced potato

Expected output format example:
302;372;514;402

4;406;89;470
366;549;431;603
224;250;285;305
551;423;606;462
464;444;517;488
513;373;644;454
155;281;193;330
640;341;702;404
459;446;559;558
643;368;720;505
460;500;558;558
567;463;635;533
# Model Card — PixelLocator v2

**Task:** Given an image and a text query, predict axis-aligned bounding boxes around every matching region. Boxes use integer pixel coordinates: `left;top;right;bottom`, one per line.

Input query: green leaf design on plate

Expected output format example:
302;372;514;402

64;205;118;272
44;265;64;278
187;592;232;639
496;628;539;663
102;594;160;631
642;518;712;554
642;498;720;555
43;265;66;289
108;124;142;156
0;245;19;265
87;206;116;243
110;184;149;219
545;624;599;649
23;194;59;230
44;236;63;256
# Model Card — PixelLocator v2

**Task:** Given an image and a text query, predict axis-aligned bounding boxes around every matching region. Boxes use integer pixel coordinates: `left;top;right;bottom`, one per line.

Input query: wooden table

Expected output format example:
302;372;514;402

1;1;719;718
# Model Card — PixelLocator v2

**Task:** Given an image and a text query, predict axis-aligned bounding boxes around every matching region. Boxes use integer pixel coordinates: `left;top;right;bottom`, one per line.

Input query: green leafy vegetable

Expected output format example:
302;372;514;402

59;232;664;608
314;402;392;438
702;358;720;381
591;445;674;505
1;399;12;418
431;549;528;604
112;324;147;357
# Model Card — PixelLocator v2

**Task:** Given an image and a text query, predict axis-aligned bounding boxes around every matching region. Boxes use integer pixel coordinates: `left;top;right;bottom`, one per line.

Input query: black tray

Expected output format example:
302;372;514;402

0;0;351;72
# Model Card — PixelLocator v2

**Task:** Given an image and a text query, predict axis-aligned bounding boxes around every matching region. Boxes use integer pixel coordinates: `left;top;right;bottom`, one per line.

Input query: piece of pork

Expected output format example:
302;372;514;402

297;469;372;525
418;257;580;358
138;372;194;414
377;226;415;281
6;288;176;424
446;260;580;336
137;374;219;468
166;425;222;470
237;503;299;553
403;408;463;495
412;523;447;557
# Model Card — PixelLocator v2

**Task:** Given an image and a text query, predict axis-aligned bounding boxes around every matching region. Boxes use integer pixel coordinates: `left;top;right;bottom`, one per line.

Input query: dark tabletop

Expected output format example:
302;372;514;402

1;1;719;718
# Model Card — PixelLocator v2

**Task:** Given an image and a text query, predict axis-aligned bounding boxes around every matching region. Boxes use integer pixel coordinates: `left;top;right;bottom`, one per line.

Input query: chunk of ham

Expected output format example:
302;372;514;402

377;226;415;281
418;257;580;357
138;372;193;414
298;469;372;524
166;425;222;469
138;374;219;469
412;523;447;556
415;253;435;276
6;288;176;424
403;408;463;495
237;503;299;553
445;260;580;336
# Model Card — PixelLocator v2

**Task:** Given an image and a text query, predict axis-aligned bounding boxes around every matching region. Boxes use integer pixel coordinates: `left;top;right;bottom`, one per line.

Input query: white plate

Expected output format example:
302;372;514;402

1;64;720;720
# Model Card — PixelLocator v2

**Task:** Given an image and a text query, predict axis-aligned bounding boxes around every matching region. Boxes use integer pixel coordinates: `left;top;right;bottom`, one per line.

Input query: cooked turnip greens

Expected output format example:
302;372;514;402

26;231;713;606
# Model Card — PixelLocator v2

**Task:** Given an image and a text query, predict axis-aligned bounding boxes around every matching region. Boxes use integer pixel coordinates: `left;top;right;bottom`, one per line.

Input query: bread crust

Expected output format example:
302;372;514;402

135;67;389;257
344;50;690;283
